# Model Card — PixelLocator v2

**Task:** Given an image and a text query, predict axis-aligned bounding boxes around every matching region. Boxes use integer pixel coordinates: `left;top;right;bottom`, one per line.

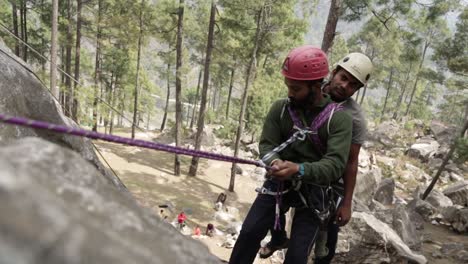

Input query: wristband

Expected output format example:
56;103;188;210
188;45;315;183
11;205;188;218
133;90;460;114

299;163;305;176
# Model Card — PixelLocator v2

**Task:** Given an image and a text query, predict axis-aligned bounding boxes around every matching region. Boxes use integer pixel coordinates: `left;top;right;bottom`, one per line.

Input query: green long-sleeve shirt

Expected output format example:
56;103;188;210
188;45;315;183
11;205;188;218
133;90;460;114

259;94;352;185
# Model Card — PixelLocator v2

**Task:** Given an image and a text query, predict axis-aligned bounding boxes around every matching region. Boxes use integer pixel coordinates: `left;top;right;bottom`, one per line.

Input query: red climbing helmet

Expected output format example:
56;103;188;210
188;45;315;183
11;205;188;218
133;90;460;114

281;45;329;81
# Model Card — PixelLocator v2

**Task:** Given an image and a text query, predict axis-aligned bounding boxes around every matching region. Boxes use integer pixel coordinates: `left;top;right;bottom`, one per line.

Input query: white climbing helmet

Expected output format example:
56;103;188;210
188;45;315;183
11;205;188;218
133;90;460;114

336;52;373;85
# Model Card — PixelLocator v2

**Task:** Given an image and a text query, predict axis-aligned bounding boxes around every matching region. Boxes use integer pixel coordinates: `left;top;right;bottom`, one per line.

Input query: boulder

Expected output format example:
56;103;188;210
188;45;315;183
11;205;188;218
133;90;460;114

369;120;402;147
392;205;422;250
244;142;259;157
334;212;427;264
354;166;382;206
441;206;468;233
189;128;216;147
358;148;372;170
449;172;464;182
407;198;435;221
0;45;124;190
445;162;463;174
375;155;396;168
430;120;458;143
373;178;395;205
425;189;453;208
0;138;220;264
400;163;431;183
407;137;440;162
443;181;468;206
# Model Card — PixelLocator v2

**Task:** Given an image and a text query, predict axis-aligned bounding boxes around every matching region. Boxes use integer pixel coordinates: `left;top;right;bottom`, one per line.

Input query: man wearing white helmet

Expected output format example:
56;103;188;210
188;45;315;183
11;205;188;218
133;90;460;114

315;52;373;264
259;52;373;264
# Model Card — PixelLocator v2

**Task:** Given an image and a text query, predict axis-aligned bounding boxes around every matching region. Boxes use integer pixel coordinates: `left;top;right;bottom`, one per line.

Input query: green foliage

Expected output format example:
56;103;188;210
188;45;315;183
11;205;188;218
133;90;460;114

0;0;463;144
328;36;349;67
246;68;286;138
454;137;468;164
214;120;238;140
434;7;468;75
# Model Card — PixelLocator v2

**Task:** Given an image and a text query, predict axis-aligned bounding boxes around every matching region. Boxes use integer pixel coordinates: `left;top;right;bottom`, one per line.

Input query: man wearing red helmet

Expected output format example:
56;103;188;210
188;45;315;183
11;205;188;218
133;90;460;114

258;52;374;263
229;46;353;264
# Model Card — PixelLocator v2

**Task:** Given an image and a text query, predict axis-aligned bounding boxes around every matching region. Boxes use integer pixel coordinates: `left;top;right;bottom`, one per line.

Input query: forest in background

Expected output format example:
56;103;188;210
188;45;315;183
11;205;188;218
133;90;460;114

0;0;466;184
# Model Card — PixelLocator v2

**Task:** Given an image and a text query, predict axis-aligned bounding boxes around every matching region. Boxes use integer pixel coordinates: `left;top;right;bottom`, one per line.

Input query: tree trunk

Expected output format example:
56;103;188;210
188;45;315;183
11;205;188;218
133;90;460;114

226;67;235;119
405;40;429;117
174;0;185;176
392;61;413;120
190;68;203;129
12;2;20;56
229;6;264;192
422;119;468;200
160;63;171;132
147;110;151;130
380;68;394;122
118;90;125;127
104;72;114;134
72;0;82;122
92;0;102;132
188;0;216;177
20;1;27;62
50;0;59;98
321;0;341;53
40;0;46;72
109;77;119;135
65;0;73;116
132;0;145;139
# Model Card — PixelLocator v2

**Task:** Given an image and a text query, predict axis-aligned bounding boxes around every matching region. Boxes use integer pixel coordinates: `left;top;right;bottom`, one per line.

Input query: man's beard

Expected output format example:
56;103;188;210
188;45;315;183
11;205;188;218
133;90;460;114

328;84;346;102
289;89;316;109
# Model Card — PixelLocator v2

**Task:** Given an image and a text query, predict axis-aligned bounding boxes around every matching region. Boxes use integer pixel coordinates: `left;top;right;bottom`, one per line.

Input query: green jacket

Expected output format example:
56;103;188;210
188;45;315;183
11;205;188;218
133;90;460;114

259;94;352;185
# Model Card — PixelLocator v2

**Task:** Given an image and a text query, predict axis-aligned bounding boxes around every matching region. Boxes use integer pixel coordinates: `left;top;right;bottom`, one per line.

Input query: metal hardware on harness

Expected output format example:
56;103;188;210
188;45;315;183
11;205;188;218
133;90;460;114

261;127;313;164
255;186;290;196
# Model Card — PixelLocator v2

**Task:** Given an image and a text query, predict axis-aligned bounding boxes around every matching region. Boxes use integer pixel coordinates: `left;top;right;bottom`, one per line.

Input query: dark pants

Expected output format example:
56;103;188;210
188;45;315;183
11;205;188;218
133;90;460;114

314;221;340;264
269;209;341;264
229;181;321;264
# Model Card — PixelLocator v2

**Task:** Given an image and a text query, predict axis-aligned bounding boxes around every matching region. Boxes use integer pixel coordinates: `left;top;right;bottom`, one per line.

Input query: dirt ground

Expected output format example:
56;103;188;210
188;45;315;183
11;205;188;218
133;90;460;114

93;129;263;262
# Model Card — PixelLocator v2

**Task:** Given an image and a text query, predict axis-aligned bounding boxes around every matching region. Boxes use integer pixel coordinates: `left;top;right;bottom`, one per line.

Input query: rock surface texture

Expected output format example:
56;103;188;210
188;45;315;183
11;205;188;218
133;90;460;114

0;138;221;264
0;46;220;264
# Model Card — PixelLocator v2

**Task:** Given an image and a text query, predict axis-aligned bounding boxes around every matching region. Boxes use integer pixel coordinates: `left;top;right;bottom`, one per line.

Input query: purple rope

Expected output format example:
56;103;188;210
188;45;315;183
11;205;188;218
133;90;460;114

0;113;271;169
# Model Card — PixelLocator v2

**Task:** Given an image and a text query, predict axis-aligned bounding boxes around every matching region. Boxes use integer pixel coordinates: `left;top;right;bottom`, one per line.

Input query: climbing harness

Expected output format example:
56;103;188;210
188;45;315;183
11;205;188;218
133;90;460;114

0;113;271;170
256;100;344;230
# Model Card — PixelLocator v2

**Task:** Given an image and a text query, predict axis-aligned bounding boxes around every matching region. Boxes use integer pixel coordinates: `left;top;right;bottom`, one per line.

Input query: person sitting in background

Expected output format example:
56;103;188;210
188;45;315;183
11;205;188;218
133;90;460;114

194;225;201;236
206;223;214;237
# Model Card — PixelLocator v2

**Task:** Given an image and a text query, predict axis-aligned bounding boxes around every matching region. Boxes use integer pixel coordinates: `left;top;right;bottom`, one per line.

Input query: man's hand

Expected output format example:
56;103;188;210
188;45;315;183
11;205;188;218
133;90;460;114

270;161;299;181
335;205;352;226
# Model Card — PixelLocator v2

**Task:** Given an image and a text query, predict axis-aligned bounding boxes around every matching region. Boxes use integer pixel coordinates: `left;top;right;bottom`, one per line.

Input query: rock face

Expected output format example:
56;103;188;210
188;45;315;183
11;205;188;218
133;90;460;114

0;46;220;263
430;120;458;143
441;206;468;233
369;120;402;147
0;45;124;190
407;137;440;162
408;198;435;221
374;178;395;205
354;166;382;206
425;189;453;208
443;181;468;207
0;138;220;264
392;205;422;250
335;212;427;264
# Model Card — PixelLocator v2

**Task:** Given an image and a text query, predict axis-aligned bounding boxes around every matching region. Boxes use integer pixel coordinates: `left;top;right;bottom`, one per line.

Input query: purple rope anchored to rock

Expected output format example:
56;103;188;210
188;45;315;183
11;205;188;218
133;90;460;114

0;113;270;170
